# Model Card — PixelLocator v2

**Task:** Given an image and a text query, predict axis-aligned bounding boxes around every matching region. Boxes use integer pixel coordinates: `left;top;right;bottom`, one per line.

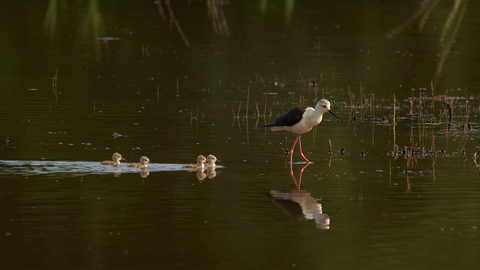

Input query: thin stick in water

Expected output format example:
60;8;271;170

52;67;58;102
246;88;250;146
237;102;242;132
196;106;199;133
190;110;193;127
255;101;260;129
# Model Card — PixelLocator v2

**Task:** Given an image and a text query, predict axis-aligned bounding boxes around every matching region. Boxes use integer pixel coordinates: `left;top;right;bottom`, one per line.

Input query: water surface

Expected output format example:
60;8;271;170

1;0;480;269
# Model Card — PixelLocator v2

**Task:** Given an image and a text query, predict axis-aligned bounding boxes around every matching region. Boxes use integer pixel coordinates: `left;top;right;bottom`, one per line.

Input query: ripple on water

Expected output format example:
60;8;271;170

0;160;224;177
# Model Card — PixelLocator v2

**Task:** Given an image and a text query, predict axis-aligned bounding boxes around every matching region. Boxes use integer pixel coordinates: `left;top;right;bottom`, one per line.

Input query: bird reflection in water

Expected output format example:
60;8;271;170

192;167;218;182
196;168;207;181
140;169;150;178
267;163;331;229
206;167;217;179
112;167;150;178
184;155;219;181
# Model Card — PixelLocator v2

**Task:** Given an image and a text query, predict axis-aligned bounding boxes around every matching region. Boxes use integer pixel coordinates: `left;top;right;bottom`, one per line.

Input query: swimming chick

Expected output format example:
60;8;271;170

127;156;150;168
205;154;219;168
100;153;125;166
182;155;207;169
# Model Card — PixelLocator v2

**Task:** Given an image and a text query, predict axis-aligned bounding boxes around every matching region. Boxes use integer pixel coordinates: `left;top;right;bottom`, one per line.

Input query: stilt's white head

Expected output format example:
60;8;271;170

316;99;331;113
316;99;341;121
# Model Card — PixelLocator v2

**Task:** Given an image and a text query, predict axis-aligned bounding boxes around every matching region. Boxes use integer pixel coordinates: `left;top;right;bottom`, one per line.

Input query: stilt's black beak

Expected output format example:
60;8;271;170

329;110;342;121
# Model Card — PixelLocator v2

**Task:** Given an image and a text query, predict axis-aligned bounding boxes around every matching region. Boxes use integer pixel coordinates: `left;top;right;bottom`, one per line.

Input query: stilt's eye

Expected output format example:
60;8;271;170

323;105;326;108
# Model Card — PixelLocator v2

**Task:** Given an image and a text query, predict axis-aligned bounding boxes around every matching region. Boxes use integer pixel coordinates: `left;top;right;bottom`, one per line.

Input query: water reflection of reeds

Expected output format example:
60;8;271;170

165;3;191;47
386;0;437;39
43;0;57;35
435;0;468;84
207;0;230;36
386;0;469;86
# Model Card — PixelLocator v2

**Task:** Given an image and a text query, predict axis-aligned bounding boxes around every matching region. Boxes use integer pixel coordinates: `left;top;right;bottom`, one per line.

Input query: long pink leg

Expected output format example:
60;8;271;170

297;136;310;164
290;135;300;164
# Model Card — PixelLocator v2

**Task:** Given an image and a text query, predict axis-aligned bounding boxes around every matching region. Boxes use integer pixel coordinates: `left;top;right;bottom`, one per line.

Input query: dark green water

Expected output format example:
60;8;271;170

1;0;480;269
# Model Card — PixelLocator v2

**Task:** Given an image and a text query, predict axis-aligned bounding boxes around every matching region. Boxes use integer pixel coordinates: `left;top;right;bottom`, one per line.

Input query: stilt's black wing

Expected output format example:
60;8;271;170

263;106;308;127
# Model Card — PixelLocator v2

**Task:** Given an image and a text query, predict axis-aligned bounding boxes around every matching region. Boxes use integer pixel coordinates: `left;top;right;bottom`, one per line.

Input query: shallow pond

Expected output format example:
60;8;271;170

1;0;480;269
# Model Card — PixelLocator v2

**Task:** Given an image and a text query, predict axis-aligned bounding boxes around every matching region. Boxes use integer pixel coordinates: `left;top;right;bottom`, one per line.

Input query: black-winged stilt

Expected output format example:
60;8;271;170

100;152;125;166
263;99;341;164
